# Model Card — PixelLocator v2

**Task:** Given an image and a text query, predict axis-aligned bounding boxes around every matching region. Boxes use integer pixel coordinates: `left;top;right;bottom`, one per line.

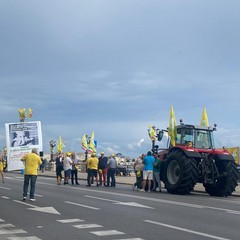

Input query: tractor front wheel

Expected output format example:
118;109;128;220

164;150;198;195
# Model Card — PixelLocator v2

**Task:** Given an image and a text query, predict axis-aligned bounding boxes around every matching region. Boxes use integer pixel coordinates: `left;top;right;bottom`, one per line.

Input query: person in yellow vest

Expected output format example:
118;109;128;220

21;148;42;201
87;153;99;187
0;157;5;183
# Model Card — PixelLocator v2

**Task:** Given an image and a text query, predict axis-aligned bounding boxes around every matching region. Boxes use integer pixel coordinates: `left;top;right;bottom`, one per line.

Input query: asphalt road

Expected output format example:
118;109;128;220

0;172;239;240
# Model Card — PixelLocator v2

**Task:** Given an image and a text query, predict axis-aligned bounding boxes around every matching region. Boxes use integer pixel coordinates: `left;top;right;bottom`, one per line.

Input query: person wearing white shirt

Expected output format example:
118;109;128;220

63;152;73;185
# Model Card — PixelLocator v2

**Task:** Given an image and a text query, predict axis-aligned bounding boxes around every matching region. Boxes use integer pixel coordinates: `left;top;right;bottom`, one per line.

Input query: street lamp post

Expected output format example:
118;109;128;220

84;135;91;162
49;139;56;162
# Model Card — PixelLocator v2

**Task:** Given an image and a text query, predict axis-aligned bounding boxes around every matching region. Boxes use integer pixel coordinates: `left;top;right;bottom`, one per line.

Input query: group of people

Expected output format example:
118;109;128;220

55;152;80;185
6;148;161;202
55;151;117;188
86;152;117;187
133;151;161;192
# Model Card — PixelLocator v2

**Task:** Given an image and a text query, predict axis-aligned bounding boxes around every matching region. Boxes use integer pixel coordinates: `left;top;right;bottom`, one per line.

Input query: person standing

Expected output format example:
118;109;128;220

98;152;108;186
87;153;99;187
132;154;145;190
21;148;42;201
63;152;73;185
0;157;5;183
152;153;161;192
71;152;80;185
140;151;155;192
55;153;64;185
40;157;47;172
106;154;117;187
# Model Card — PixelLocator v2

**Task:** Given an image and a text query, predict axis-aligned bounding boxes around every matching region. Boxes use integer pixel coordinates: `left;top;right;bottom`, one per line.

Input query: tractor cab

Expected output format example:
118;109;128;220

175;124;215;149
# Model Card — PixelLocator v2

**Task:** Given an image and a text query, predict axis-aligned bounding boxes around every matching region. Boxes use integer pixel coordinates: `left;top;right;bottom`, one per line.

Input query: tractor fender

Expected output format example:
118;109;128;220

212;153;235;162
168;147;202;159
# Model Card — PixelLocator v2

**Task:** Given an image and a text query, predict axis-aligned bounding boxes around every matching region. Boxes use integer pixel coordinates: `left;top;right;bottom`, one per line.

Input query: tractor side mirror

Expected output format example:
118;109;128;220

157;130;164;141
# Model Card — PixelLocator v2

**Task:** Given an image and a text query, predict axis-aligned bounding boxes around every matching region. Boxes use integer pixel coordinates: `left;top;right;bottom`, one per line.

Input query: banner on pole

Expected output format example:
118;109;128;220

5;121;43;171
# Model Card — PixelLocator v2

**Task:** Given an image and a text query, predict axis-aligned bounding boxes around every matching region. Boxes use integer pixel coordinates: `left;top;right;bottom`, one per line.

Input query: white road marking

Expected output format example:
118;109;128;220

57;219;85;223
85;195;154;209
13;200;60;215
65;201;100;210
85;193;240;215
226;210;240;215
0;224;15;228
85;195;119;203
86;194;203;208
144;220;231;240
1;196;10;199
7;237;42;240
90;230;125;236
114;238;144;240
0;186;11;190
73;224;102;229
0;229;26;235
27;193;43;198
14;200;37;208
29;207;60;215
113;201;154;209
4;176;14;179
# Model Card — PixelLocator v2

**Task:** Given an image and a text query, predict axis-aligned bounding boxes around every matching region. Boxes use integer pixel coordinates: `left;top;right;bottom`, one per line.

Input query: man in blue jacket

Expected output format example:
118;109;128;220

140;151;155;192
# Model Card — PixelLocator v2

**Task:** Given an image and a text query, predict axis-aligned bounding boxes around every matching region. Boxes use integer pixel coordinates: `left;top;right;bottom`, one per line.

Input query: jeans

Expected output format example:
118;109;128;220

71;169;79;184
23;175;37;199
153;171;161;190
107;168;116;187
98;168;107;185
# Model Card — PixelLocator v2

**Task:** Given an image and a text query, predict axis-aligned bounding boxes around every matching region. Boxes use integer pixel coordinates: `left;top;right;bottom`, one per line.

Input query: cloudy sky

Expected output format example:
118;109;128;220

1;0;240;158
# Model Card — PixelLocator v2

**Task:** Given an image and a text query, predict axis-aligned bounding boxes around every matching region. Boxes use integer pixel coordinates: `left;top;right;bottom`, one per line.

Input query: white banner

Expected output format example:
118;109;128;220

5;121;43;171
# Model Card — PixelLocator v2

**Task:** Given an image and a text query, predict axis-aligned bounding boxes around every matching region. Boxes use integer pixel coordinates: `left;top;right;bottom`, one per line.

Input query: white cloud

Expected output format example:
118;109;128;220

1;1;240;158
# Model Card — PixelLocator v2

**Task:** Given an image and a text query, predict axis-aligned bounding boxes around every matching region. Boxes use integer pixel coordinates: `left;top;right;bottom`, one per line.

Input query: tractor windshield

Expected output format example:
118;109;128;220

176;125;214;149
195;129;214;149
176;127;194;145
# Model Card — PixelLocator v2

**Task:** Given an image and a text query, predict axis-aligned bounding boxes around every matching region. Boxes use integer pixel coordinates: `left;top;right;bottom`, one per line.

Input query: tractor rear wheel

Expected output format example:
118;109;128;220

204;160;239;197
164;149;198;194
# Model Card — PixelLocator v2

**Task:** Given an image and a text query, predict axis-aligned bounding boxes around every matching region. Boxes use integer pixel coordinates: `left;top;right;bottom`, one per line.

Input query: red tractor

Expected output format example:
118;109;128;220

156;121;240;196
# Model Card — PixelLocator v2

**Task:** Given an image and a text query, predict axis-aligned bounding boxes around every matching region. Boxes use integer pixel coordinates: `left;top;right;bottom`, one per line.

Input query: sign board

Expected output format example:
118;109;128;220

5;121;43;171
226;147;239;165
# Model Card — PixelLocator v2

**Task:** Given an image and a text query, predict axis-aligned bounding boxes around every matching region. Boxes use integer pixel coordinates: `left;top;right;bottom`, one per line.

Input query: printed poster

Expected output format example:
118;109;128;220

5;121;43;171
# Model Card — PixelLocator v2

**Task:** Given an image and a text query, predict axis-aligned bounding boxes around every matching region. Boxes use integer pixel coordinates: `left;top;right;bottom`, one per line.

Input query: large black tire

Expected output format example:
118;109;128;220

164;149;198;194
204;160;239;197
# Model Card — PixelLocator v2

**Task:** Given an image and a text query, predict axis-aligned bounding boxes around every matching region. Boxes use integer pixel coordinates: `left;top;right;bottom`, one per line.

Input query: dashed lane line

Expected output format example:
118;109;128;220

90;230;125;236
57;219;85;223
7;237;42;240
64;201;100;210
144;220;231;240
73;224;103;229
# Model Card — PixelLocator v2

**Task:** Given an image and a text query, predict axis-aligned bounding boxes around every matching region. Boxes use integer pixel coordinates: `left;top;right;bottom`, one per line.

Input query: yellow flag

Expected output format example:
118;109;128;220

27;108;33;118
88;131;96;153
200;107;209;126
168;106;177;146
81;134;88;151
18;108;26;121
57;136;64;153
